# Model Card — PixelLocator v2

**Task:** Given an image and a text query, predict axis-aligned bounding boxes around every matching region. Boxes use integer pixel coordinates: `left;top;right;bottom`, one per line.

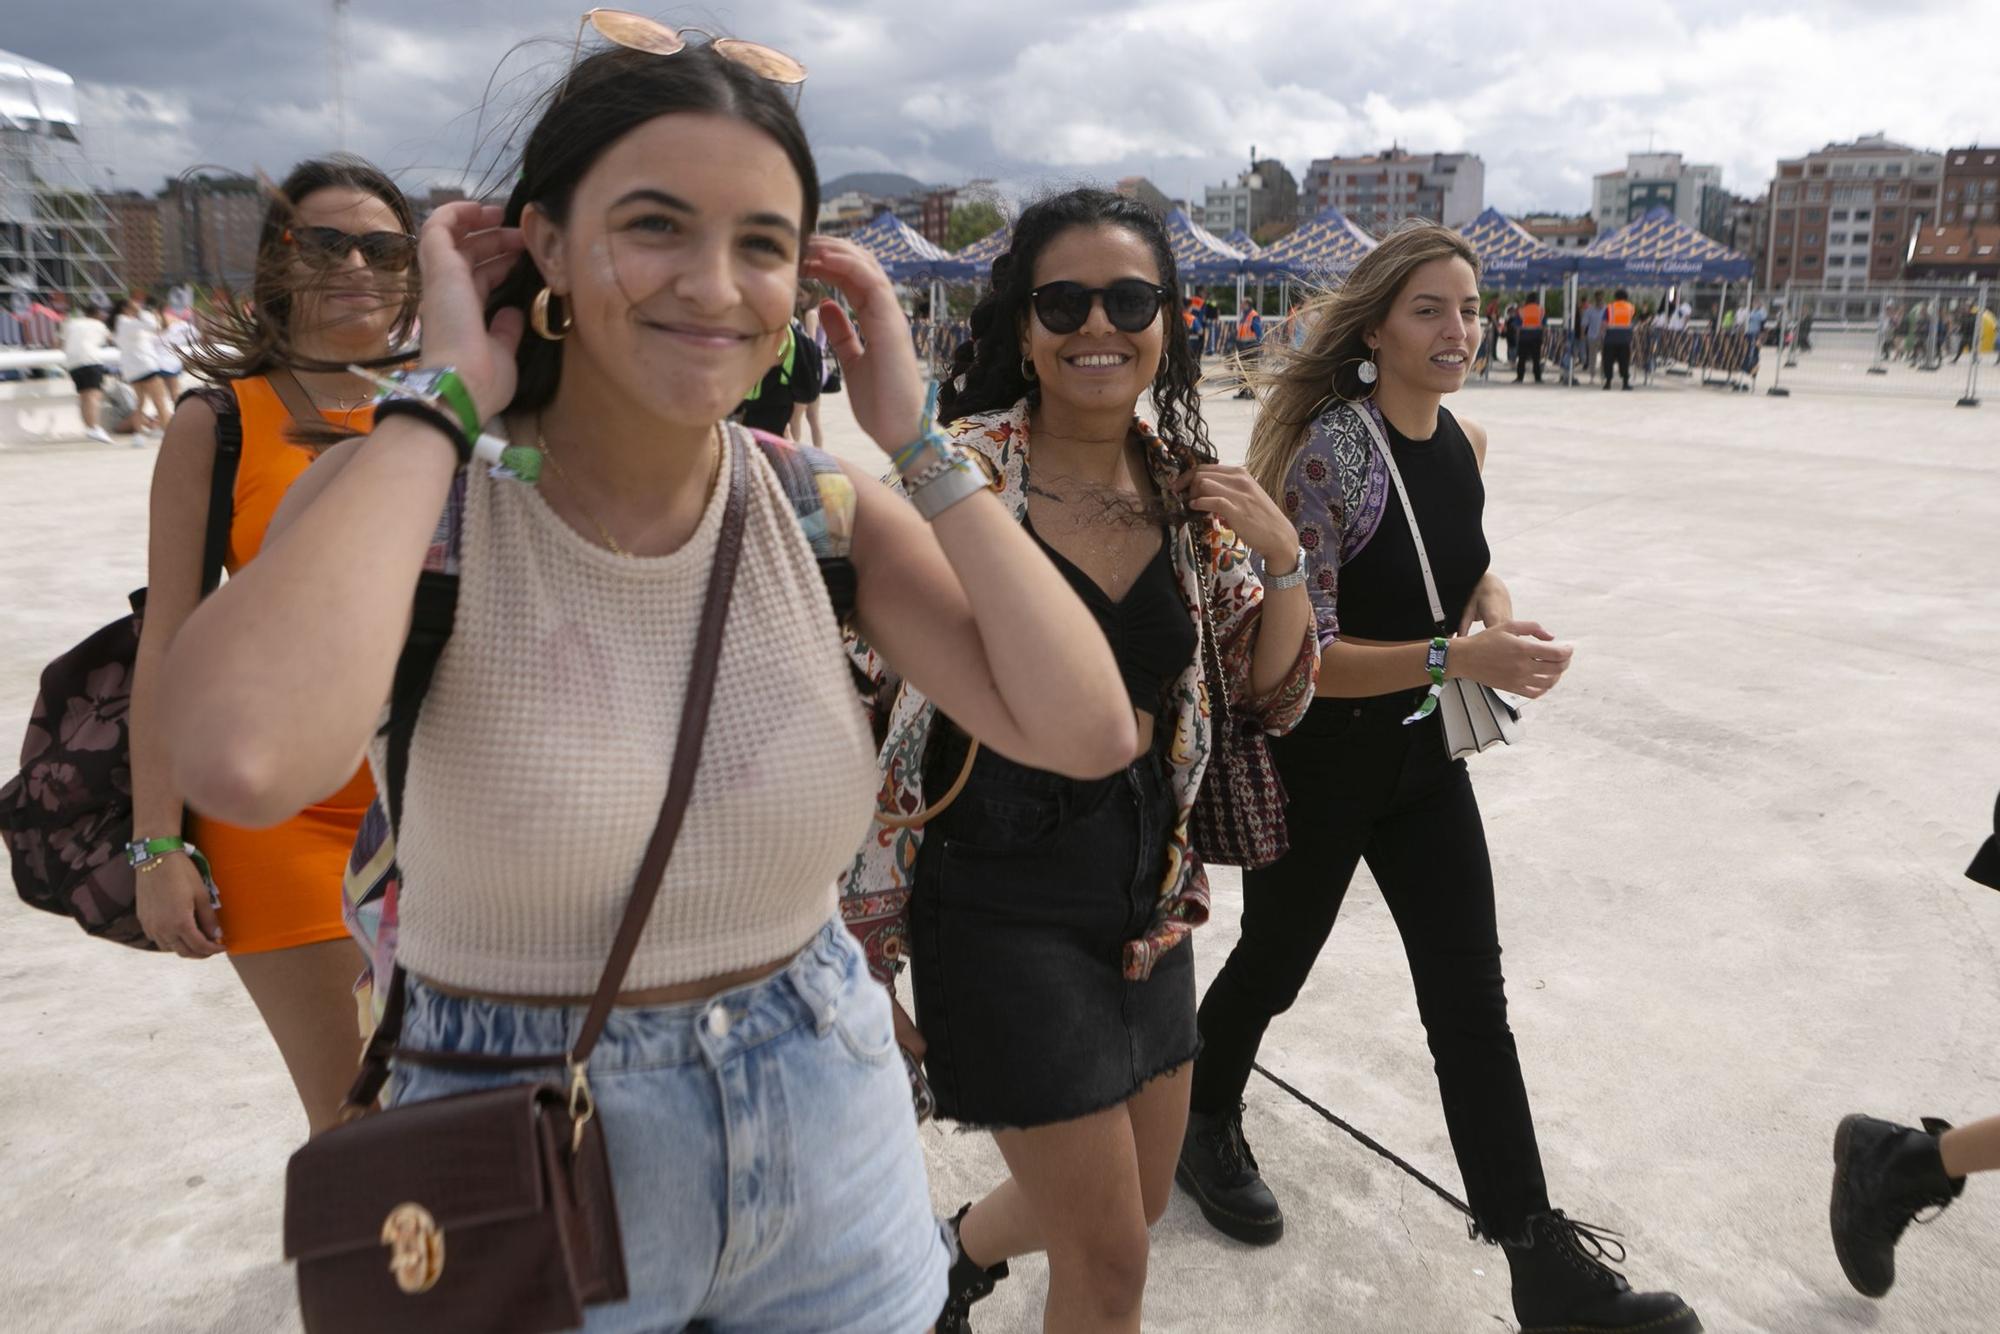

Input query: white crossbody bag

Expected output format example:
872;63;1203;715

1355;403;1522;761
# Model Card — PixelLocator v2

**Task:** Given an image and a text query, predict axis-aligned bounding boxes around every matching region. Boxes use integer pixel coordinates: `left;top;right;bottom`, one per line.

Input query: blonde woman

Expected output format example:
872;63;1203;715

1180;222;1701;1334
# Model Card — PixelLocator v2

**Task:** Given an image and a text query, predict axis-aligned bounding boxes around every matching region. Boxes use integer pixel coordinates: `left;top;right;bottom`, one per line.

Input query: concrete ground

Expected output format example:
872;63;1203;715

2;359;1997;1333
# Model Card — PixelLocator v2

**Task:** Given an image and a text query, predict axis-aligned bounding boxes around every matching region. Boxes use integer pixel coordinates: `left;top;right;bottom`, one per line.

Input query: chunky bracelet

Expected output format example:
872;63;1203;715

909;455;989;522
901;445;974;493
1263;544;1309;591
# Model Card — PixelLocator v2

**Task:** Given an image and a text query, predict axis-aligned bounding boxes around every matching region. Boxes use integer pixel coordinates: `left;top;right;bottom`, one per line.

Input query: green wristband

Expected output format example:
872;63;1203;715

1425;636;1449;686
428;370;483;439
125;835;215;886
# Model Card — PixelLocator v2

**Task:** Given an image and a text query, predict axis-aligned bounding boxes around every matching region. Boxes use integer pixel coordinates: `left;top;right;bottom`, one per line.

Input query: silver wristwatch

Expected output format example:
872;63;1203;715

908;451;990;522
1263;544;1309;591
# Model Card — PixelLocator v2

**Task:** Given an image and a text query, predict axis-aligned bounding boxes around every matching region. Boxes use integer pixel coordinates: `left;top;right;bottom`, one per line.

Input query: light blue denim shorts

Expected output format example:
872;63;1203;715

388;918;947;1333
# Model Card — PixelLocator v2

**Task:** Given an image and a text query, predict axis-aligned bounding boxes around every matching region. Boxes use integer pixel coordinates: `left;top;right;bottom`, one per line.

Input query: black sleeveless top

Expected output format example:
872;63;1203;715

1028;518;1197;714
1334;407;1490;641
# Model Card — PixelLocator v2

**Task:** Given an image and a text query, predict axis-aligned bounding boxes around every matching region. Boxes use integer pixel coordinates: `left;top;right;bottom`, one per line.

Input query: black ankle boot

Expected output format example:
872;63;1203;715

1501;1210;1701;1333
1830;1114;1966;1298
1176;1103;1283;1246
935;1203;1009;1334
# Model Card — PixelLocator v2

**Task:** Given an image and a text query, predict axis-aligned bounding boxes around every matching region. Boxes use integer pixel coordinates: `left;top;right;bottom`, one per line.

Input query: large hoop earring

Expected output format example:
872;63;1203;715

1333;353;1378;403
1019;354;1037;382
531;287;573;341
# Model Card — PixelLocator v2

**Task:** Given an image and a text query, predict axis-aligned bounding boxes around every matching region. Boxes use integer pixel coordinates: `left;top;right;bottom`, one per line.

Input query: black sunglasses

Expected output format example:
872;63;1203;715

283;225;418;272
1030;280;1171;335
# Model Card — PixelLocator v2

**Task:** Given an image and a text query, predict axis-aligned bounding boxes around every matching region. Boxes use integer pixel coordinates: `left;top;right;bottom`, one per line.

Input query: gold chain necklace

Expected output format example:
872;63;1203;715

535;418;727;558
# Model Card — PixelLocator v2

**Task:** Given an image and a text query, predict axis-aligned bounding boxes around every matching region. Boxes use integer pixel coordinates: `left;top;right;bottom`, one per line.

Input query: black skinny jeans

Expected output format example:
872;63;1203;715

1192;693;1551;1238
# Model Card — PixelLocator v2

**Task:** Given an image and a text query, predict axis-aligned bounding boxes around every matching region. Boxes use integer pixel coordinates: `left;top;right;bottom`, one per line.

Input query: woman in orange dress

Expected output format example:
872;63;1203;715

126;156;417;1135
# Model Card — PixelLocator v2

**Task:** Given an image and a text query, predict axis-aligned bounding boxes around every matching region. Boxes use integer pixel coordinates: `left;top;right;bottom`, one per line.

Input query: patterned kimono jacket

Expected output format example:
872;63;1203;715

839;398;1317;985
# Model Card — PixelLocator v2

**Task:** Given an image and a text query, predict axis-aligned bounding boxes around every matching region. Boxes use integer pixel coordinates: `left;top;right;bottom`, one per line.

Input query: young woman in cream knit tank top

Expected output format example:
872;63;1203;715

160;40;1134;1334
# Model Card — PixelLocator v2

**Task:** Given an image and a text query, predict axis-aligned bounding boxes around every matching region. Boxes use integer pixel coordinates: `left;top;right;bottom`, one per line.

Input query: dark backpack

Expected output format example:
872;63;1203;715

342;430;862;1013
2;395;243;946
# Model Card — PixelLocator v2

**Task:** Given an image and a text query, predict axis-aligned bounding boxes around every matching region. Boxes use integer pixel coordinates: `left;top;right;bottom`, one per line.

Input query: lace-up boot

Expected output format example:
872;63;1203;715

1831;1114;1966;1298
1502;1209;1701;1333
935;1203;1009;1334
1176;1102;1283;1245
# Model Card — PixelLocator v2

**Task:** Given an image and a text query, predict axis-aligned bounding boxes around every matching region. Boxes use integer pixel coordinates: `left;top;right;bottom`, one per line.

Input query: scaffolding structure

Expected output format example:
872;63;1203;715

0;49;121;307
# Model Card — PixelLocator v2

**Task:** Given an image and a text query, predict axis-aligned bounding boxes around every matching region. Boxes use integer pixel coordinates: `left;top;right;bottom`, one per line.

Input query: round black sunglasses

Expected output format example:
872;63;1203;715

1029;280;1172;335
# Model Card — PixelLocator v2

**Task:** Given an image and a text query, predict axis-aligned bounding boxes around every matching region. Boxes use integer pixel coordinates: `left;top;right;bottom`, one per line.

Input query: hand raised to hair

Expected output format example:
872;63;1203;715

413;201;528;422
1170;464;1300;570
800;236;927;455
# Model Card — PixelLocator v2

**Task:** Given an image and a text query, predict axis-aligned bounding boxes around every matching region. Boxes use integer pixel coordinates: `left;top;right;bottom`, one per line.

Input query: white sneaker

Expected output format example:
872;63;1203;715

84;426;114;445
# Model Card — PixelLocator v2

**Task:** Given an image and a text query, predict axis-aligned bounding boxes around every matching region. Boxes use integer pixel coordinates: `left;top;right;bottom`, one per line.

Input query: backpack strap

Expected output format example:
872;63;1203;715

198;387;243;595
381;471;467;833
744;427;857;624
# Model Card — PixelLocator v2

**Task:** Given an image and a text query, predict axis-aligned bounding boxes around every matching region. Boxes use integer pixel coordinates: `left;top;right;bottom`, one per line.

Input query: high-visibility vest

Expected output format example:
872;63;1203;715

1519;302;1544;330
1238;310;1258;339
1607;300;1635;329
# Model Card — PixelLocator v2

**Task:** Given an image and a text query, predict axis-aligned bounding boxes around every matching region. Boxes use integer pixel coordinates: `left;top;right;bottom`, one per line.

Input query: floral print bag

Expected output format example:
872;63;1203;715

0;399;242;947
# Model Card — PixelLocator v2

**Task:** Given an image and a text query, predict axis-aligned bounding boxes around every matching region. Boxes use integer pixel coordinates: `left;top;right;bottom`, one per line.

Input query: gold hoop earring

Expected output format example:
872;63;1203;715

531;287;573;341
1333;354;1379;404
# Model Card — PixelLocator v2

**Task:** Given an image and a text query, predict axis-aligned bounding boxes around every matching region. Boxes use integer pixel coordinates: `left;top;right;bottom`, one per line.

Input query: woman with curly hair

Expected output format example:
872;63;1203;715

842;187;1318;1333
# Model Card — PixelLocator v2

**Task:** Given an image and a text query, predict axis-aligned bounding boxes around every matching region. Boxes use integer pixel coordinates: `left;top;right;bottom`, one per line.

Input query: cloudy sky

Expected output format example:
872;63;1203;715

15;0;2000;216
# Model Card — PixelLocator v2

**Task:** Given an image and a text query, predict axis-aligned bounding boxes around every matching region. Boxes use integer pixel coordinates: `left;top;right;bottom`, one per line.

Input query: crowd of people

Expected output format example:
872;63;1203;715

6;18;1998;1334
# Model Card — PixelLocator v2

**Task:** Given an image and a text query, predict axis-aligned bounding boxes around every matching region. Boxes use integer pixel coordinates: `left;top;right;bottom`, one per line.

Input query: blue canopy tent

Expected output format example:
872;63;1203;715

1163;208;1247;285
1577;207;1757;387
1245;206;1378;286
847;209;964;284
1458;207;1569;288
950;223;1012;284
847;210;966;341
1458;207;1578;380
1223;228;1262;257
1576;206;1752;285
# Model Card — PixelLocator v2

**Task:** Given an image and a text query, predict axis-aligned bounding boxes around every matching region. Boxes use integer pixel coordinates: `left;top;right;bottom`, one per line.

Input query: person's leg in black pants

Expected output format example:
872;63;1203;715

1182;699;1377;1243
1191;706;1372;1120
1365;745;1549;1236
1185;702;1702;1330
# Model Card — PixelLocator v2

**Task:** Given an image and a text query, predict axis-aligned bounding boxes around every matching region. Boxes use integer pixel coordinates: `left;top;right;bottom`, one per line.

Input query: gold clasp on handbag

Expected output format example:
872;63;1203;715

380;1201;445;1294
567;1060;595;1154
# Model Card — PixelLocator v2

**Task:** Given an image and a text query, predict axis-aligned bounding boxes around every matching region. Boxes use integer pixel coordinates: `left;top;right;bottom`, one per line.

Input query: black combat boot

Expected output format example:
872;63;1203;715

935;1203;1009;1334
1176;1102;1284;1246
1502;1209;1701;1333
1830;1114;1966;1298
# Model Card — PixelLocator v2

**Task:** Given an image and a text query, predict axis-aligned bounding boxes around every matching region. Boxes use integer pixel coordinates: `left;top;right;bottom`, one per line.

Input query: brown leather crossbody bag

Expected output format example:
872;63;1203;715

281;438;750;1333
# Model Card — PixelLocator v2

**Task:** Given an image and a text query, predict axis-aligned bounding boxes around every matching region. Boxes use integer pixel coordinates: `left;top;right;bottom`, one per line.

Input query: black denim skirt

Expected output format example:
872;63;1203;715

909;725;1198;1129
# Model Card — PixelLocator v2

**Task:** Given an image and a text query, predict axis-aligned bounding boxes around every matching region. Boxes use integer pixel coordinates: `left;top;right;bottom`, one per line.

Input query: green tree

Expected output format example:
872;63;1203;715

946;200;1005;251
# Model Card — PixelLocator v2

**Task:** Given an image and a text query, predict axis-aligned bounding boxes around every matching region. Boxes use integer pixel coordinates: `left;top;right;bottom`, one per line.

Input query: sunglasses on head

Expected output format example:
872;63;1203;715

568;9;807;90
282;226;418;272
1029;280;1171;335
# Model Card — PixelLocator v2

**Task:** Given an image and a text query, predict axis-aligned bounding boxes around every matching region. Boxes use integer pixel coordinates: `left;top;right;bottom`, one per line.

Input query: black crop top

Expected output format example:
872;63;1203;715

1333;407;1490;641
1028;518;1197;715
